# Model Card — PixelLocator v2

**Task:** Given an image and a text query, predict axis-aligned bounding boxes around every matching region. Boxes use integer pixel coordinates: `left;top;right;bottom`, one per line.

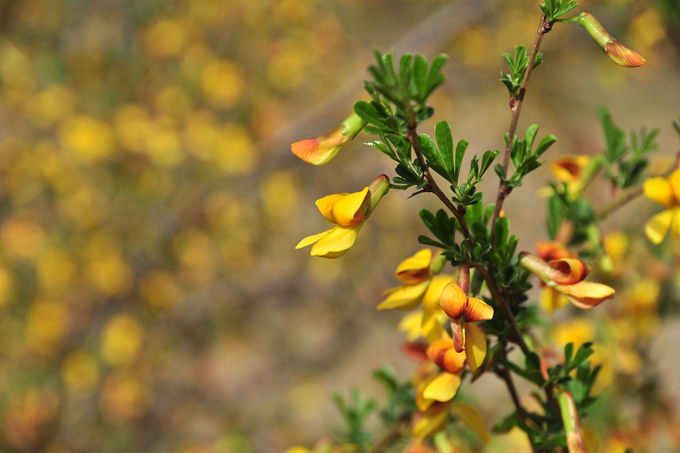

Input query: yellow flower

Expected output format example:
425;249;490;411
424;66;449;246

521;254;615;309
296;175;389;258
643;169;680;244
438;282;493;370
291;112;366;165
550;155;591;185
378;248;453;343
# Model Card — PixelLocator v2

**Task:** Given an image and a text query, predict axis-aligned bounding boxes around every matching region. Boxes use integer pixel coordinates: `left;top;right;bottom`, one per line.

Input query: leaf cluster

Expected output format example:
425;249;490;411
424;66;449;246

599;106;659;189
495;124;556;188
495;342;600;450
500;45;544;99
540;0;579;22
332;387;377;449
420;121;499;205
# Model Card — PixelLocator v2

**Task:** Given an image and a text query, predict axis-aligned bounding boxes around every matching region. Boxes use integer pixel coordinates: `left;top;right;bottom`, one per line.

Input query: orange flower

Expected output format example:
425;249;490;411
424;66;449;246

291;113;366;165
521;253;615;309
438;282;493;370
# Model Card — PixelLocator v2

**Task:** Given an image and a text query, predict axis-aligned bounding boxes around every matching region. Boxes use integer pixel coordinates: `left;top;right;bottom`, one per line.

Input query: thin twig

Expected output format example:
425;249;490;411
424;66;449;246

490;14;550;236
369;414;411;453
595;154;680;219
406;121;531;356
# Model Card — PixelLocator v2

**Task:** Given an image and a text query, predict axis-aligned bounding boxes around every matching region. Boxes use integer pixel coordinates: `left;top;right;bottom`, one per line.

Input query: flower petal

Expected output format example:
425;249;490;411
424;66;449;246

413;403;450;442
310;224;362;259
644;176;675;208
541;286;569;314
315;193;346;222
442;347;467;374
452;401;490;442
377;280;430;310
605;40;646;68
295;231;330;249
463;297;494;322
291;128;346;165
421;308;444;344
548;258;590;285
398;311;423;342
422;275;455;310
671;170;680;203
550;156;590;183
439;282;467;319
396;249;432;284
329;187;369;226
422;371;461;402
451;318;465;353
464;322;487;372
556;281;615;309
644;209;673;245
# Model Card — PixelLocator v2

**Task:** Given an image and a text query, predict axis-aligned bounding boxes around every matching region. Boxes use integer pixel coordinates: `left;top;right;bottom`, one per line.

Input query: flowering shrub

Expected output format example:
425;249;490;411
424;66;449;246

288;2;680;452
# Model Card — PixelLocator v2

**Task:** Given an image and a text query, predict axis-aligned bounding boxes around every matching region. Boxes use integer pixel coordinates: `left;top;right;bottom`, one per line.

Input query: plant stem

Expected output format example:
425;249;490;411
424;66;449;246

369;414;411;453
595;153;680;219
406;121;531;356
490;14;550;236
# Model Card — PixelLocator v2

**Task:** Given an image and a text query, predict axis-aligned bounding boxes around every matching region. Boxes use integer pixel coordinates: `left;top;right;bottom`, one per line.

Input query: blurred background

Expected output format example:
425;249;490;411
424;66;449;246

0;0;679;452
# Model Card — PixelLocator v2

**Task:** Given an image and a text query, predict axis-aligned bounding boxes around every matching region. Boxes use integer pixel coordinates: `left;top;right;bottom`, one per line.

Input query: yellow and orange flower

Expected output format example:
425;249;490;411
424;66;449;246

521;253;615;309
438;282;493;371
379;248;454;344
643;169;680;244
296;175;389;258
578;12;645;68
291;112;367;165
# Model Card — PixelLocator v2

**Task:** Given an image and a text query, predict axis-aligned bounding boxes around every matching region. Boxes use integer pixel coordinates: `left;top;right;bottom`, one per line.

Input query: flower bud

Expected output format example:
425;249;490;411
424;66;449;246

578;12;645;67
559;391;588;453
366;174;390;215
291;113;367;165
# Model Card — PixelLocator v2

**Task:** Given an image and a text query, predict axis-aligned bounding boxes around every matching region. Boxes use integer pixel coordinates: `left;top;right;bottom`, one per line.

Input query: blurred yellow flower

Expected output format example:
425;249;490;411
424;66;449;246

59;115;115;162
551;318;596;348
26;300;67;355
101;314;144;366
142;19;188;59
63;351;100;391
201;59;243;110
1;216;45;260
140;271;182;309
100;373;147;420
643;169;680;244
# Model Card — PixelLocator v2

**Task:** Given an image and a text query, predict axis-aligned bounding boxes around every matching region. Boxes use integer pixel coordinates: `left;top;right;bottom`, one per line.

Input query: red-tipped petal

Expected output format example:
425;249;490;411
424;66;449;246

549;258;590;285
606;40;646;68
463;296;494;322
439;282;467;320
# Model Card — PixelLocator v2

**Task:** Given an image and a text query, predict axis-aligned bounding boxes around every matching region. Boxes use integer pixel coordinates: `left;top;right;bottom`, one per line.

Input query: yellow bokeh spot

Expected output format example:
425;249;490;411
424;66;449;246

101;373;147;420
63;351;100;391
214;123;257;175
260;170;301;222
84;235;133;296
551;317;596;348
268;48;306;91
31;85;76;124
26;300;67;355
201;59;243;109
142;19;188;59
1;217;44;261
59;115;115;162
101;314;144;366
37;247;76;294
140;271;181;309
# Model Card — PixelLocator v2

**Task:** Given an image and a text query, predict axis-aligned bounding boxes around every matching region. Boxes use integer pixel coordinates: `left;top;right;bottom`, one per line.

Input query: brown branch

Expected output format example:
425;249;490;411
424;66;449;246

406;121;531;356
490;14;550;235
369;414;411;453
595;152;680;219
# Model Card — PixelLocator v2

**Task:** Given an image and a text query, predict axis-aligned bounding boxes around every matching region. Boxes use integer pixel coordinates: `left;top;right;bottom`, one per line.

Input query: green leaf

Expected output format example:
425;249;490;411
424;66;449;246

599;106;627;162
494;217;510;248
547;195;563;240
535;135;557;157
413;55;428;101
435;121;455;179
493;412;519;433
419;133;451;182
354;101;388;128
454;140;469;183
